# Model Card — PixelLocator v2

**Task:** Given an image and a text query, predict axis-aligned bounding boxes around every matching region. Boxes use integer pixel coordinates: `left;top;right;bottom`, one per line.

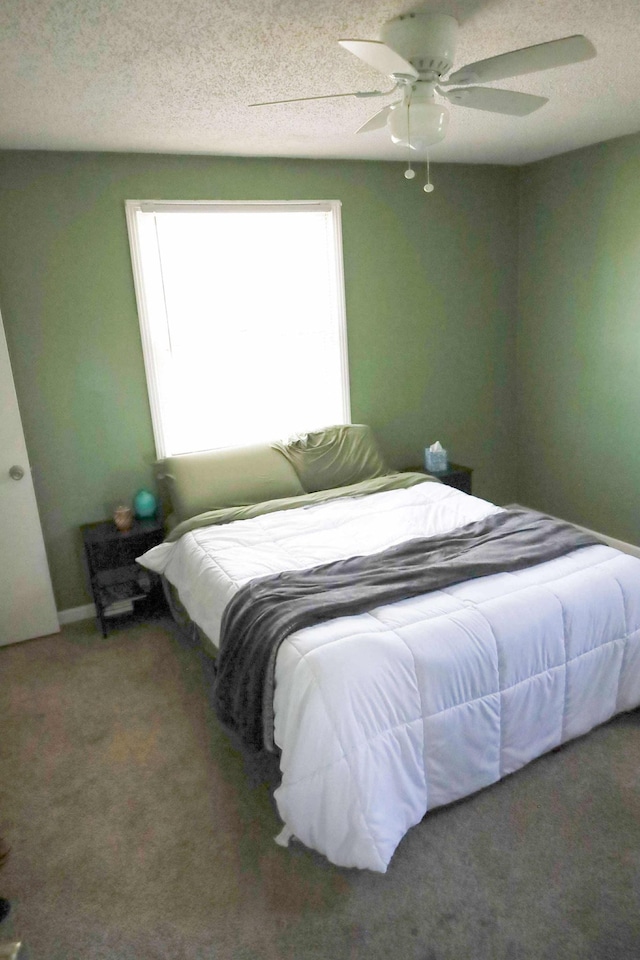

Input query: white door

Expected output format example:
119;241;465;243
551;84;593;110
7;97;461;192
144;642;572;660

0;307;59;645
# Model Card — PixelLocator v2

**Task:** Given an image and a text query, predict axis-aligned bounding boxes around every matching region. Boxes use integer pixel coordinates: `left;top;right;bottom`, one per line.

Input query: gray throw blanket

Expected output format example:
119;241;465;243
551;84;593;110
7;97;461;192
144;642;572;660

212;508;600;753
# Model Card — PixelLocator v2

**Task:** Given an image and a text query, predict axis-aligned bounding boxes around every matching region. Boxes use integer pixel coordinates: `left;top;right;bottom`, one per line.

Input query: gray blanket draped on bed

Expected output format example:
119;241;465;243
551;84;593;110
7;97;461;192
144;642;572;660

212;508;600;753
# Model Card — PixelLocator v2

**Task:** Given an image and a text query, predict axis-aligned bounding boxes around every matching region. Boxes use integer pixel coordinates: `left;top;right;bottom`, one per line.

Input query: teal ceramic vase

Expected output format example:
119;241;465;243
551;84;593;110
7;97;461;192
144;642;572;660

133;488;157;520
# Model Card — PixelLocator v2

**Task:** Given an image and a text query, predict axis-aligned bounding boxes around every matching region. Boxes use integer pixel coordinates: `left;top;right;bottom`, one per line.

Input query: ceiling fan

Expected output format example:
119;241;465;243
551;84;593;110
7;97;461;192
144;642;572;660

250;11;596;157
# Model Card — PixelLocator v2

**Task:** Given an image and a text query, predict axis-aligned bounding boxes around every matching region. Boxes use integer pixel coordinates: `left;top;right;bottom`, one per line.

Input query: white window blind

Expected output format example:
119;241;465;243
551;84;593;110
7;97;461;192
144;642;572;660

126;200;350;458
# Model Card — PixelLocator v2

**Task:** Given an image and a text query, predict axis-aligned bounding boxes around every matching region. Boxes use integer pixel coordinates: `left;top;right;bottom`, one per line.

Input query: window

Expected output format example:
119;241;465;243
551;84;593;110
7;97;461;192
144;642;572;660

126;200;350;458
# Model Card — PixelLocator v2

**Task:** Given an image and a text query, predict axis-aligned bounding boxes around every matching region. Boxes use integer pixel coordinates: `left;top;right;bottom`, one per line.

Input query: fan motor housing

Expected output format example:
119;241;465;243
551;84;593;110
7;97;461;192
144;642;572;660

381;12;458;77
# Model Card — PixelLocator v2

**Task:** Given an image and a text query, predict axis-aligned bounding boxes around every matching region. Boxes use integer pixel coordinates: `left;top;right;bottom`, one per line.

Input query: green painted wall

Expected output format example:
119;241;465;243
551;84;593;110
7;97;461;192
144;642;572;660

517;133;640;543
0;151;519;610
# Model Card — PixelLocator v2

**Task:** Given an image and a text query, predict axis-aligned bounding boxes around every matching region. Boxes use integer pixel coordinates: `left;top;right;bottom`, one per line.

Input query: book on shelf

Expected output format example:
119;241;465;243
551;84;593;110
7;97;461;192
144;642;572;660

101;578;150;616
104;598;137;617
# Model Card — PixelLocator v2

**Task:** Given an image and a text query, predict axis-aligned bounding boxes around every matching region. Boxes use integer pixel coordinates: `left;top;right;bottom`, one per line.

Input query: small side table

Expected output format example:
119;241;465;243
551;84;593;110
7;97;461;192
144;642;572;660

81;518;166;637
406;462;473;495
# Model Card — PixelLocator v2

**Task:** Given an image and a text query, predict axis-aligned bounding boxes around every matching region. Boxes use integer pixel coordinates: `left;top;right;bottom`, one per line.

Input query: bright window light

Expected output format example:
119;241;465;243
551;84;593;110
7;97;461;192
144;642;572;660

126;200;350;458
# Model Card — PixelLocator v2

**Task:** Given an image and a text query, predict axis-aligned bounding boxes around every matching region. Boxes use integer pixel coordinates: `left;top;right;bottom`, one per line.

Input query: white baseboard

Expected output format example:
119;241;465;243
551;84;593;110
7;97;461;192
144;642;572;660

58;603;96;625
506;503;640;559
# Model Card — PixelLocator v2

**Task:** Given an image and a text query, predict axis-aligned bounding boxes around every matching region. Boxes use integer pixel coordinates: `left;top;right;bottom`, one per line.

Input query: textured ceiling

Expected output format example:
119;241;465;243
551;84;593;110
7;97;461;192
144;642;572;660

1;0;639;165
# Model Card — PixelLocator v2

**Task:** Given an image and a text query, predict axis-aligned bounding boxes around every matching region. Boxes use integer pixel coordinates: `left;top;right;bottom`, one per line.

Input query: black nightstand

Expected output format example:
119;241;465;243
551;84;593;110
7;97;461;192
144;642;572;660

81;518;166;637
407;462;473;495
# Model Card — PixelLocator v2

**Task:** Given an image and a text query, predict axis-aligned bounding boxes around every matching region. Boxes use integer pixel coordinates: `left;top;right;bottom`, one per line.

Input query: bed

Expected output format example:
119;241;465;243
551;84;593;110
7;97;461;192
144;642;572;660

138;425;640;873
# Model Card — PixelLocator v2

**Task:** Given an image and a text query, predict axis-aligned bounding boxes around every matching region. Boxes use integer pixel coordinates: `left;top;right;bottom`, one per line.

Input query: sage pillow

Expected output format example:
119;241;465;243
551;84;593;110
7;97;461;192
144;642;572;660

156;443;305;522
273;424;389;493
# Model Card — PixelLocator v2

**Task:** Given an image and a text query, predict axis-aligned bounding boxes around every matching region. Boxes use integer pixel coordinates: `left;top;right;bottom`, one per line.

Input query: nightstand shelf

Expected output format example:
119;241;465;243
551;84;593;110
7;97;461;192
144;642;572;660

407;462;473;495
81;518;166;637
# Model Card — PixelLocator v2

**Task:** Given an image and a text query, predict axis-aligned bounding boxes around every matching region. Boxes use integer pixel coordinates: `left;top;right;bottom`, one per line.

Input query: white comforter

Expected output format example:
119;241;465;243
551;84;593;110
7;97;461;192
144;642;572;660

139;482;640;872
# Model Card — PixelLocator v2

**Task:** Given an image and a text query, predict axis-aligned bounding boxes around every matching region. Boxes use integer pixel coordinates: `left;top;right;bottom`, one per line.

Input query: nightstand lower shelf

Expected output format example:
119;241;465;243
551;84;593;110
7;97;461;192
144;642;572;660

81;518;167;637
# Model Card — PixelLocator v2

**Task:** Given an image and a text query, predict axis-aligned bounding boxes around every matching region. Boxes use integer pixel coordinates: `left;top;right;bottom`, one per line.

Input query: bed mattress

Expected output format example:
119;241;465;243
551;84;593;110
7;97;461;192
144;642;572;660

139;481;640;871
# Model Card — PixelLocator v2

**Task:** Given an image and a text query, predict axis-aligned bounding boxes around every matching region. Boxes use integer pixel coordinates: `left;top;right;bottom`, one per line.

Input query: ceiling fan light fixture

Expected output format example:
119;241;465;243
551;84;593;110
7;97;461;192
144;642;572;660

388;100;449;150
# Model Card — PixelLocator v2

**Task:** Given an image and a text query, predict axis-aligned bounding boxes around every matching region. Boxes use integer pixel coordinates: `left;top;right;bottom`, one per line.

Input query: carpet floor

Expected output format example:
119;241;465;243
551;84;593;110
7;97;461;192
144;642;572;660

0;617;638;960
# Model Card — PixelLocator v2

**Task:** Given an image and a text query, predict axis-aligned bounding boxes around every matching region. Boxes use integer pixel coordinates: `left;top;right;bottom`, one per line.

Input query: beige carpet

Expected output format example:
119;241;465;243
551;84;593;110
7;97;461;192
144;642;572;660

1;617;639;960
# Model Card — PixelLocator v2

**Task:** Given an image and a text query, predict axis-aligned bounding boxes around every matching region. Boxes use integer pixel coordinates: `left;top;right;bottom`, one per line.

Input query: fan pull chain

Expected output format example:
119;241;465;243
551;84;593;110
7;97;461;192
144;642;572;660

424;151;434;193
401;97;435;192
404;92;416;180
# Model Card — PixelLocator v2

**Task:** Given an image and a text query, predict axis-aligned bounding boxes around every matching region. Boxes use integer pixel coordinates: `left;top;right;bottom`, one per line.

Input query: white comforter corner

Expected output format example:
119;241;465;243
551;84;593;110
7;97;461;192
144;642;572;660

138;483;640;872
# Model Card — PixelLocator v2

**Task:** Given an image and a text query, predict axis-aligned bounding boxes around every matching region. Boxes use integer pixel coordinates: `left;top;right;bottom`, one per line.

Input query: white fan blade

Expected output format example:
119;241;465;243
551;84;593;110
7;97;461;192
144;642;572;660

440;86;548;116
338;40;419;80
355;104;397;134
447;34;596;85
249;90;385;107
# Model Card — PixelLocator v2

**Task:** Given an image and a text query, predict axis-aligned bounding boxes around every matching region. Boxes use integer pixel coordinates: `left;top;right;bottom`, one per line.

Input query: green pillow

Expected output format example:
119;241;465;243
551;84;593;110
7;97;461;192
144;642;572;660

156;443;305;522
273;424;389;493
